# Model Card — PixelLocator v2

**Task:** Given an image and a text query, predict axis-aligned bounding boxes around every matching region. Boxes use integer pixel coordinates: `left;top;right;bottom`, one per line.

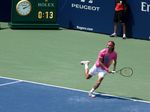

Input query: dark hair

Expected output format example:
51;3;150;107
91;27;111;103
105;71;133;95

108;41;115;46
107;41;115;51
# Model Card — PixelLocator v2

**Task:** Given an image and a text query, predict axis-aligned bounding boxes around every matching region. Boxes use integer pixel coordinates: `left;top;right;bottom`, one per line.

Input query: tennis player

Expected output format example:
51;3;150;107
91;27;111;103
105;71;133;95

80;41;117;98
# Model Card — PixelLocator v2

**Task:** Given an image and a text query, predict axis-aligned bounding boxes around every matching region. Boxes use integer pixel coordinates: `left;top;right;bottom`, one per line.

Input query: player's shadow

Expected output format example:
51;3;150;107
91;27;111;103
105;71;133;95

96;92;128;101
129;97;147;101
96;92;146;101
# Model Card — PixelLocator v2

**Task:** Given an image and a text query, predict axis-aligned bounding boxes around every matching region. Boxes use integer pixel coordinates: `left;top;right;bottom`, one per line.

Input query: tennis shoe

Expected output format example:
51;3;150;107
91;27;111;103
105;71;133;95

89;92;96;98
123;34;127;39
110;33;117;37
80;60;90;65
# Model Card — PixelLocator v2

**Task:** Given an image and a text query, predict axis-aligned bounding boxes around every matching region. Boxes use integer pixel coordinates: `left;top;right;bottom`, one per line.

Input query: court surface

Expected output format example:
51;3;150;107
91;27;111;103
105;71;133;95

0;22;150;107
0;76;150;112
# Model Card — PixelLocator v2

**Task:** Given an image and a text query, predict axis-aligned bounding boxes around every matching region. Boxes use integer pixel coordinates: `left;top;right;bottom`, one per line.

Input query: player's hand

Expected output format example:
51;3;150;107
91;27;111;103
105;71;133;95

111;71;116;74
107;70;113;74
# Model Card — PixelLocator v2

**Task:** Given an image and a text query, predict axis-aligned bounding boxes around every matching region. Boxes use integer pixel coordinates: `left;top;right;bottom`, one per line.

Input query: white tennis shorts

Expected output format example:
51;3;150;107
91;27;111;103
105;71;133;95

89;64;107;78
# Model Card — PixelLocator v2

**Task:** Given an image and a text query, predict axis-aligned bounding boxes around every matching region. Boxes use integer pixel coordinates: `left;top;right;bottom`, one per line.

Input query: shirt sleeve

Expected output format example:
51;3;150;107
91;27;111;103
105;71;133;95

99;50;105;59
114;52;118;60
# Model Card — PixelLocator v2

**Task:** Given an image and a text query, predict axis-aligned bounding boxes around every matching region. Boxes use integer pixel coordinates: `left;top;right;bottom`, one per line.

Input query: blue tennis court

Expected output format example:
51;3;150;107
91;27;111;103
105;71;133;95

0;77;150;112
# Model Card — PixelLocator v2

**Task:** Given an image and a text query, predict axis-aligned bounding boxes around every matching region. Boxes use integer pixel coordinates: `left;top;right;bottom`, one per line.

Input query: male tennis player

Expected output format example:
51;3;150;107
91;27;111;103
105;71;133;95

80;41;117;98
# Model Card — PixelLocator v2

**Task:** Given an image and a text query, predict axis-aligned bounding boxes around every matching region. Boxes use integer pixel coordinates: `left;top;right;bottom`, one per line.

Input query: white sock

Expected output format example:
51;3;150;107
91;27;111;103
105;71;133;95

84;64;88;69
123;34;126;37
90;88;95;93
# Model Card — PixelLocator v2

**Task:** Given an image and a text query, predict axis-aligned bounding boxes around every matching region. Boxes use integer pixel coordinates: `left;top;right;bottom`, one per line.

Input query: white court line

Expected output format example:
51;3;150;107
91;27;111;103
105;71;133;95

0;80;22;87
0;76;150;104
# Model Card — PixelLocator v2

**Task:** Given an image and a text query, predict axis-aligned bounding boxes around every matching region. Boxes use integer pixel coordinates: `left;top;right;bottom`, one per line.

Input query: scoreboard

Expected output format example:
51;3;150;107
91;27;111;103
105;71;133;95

10;0;59;29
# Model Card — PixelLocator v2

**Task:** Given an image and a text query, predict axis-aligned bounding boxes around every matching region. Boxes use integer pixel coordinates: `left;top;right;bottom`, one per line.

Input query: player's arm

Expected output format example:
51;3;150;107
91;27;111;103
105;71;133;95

112;52;117;73
112;59;117;71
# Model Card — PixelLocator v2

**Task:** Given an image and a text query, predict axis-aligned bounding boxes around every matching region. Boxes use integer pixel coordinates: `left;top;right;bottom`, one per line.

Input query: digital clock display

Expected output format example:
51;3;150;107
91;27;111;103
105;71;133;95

38;11;54;19
36;0;57;23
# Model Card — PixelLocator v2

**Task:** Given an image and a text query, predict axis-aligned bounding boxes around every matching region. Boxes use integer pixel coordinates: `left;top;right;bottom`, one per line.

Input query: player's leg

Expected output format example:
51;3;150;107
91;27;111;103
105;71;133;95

80;61;92;79
89;69;107;98
89;77;104;98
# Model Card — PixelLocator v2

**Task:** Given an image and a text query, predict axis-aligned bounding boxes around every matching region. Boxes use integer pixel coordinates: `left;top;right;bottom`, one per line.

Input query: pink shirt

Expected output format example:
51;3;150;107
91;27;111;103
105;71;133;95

96;48;117;70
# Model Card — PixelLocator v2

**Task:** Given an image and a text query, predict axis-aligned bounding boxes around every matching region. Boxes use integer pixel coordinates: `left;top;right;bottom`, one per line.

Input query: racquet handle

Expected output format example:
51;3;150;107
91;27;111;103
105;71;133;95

111;71;116;73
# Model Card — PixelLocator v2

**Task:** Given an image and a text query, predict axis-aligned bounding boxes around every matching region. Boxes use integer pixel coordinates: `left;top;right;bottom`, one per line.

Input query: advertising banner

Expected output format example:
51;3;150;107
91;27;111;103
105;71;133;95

57;0;114;34
0;0;150;40
57;0;150;40
128;0;150;40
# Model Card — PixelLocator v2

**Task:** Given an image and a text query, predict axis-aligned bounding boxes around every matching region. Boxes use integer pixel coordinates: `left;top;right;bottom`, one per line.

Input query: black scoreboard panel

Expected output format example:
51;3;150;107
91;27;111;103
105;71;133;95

10;0;59;29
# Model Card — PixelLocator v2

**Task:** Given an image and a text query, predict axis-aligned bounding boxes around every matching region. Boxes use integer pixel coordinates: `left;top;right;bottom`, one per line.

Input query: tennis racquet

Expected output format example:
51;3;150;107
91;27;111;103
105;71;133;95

112;67;133;77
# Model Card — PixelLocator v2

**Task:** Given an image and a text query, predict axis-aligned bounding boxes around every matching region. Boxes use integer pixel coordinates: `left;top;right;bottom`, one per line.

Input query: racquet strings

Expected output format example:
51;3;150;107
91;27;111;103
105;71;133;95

120;67;133;77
